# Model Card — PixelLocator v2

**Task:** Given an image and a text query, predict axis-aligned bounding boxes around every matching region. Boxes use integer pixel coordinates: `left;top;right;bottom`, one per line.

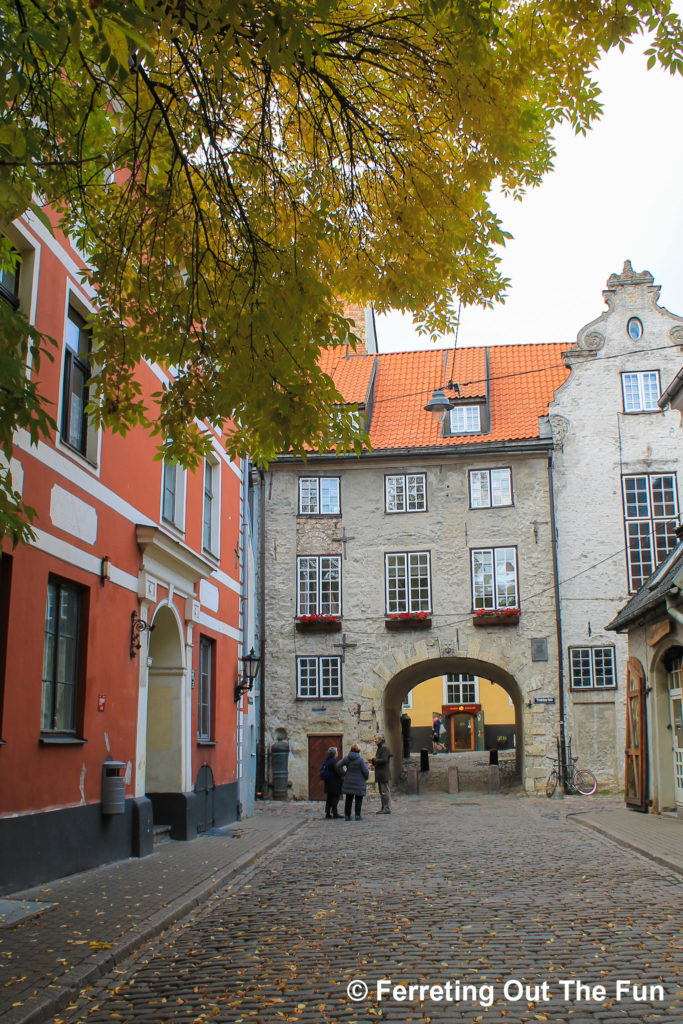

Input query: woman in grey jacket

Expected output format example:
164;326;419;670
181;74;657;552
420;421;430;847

337;743;369;820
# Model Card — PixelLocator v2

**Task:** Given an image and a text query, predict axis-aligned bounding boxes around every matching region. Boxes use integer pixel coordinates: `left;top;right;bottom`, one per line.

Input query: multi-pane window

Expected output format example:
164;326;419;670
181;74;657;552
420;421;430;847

61;306;92;456
385;552;431;614
446;673;478;704
469;468;512;508
621;371;661;413
623;474;679;591
385;473;426;513
297;556;341;616
569;646;616;689
42;578;83;733
0;250;20;308
297;656;342;698
471;547;518;610
450;405;481;434
198;636;214;740
161;461;187;531
299;477;340;515
202;458;220;555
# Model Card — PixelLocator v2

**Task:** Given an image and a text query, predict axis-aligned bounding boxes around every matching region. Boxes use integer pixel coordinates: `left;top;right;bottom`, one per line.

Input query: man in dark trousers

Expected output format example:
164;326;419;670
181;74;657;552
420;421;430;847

371;733;392;814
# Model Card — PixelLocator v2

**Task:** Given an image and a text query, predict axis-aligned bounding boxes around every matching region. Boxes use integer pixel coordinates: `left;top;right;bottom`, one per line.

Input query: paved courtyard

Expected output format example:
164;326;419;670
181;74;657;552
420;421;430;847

47;794;681;1024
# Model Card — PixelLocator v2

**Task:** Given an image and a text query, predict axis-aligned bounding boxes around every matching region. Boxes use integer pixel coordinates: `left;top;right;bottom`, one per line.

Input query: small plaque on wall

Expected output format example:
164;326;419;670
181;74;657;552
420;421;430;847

531;638;548;662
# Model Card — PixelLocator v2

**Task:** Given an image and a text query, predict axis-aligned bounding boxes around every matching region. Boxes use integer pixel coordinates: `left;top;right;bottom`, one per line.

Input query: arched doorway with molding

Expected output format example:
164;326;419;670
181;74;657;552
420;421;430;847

145;602;187;828
382;656;525;785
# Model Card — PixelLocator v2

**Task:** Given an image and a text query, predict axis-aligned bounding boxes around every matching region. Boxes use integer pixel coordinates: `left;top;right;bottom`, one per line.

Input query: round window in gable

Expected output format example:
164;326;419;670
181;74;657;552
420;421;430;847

627;317;643;340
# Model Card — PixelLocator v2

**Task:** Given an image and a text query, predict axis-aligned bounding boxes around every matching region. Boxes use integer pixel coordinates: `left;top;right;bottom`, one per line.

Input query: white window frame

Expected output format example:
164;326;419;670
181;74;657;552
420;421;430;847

385;551;431;614
471;547;518;610
469;468;512;509
198;635;213;740
296;656;342;699
444;673;479;704
297;556;341;616
621;371;661;413
569;646;617;689
202;455;221;557
622;473;679;591
161;461;187;533
401;690;413;711
298;477;340;515
42;577;84;734
450;405;481;434
385;473;427;513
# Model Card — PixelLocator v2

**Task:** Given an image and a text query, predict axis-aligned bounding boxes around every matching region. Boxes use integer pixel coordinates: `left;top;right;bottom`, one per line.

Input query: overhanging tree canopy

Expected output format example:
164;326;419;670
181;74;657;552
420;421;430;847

1;0;683;542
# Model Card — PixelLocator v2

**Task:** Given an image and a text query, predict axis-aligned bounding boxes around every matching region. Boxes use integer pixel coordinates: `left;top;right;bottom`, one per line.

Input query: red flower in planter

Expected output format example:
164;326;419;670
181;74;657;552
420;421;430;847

387;611;431;620
474;607;520;617
296;613;341;624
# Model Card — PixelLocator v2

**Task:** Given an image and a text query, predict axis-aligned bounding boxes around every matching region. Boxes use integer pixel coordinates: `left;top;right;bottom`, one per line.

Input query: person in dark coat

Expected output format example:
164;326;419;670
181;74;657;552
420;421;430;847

371;733;392;814
320;746;342;819
337;743;369;820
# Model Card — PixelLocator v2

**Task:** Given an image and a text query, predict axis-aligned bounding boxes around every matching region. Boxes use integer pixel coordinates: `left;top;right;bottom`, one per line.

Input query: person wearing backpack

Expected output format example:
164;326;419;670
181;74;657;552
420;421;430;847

320;746;343;819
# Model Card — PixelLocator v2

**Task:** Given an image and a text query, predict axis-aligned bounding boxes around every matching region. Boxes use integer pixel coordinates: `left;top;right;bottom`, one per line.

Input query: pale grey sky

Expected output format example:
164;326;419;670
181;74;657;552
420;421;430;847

376;27;683;352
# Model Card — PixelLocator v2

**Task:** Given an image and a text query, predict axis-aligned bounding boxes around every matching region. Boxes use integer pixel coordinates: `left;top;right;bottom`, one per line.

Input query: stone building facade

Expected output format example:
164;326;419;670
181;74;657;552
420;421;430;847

263;340;571;797
548;262;683;789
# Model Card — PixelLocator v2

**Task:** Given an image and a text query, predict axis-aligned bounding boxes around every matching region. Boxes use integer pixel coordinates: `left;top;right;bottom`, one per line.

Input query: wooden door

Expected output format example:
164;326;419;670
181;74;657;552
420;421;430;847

308;734;343;800
625;657;648;812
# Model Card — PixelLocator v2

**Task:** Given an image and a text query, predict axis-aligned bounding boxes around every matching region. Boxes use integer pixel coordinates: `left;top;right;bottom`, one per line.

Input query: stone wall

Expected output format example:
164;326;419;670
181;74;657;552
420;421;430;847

264;449;562;798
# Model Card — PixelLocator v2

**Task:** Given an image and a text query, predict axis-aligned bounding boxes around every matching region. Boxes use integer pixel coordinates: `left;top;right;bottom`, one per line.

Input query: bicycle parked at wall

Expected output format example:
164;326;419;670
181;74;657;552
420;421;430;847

545;756;598;796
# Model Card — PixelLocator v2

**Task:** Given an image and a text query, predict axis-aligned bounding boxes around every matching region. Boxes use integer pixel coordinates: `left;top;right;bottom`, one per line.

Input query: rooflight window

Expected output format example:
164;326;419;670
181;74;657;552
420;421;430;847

450;405;481;435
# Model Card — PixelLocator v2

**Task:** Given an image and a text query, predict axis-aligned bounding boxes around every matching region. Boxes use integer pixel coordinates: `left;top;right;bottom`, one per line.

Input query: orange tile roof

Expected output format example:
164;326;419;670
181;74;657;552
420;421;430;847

318;345;375;406
320;343;570;450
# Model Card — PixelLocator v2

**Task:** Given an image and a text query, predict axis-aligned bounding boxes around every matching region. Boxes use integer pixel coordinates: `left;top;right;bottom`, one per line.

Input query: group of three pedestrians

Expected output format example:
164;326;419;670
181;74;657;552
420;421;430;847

320;733;392;820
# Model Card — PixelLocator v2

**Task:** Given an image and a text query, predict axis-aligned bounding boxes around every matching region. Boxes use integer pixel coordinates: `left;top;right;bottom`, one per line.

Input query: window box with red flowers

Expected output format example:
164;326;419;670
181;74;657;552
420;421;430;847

472;608;520;627
295;614;342;633
385;611;432;631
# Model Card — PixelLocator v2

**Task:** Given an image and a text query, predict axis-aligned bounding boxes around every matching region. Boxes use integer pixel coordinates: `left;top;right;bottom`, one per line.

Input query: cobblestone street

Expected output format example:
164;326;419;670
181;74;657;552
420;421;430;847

51;795;682;1024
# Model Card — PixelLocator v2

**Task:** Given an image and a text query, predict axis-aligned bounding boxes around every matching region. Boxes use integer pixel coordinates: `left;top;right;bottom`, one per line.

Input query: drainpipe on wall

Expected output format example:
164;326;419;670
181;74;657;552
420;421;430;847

547;451;569;792
256;467;267;799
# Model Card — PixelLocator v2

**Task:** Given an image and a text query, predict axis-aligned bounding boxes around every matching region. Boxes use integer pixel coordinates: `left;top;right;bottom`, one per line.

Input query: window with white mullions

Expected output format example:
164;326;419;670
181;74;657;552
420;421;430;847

469;468;512;508
297;556;341;616
198;636;213;740
42;579;83;733
471;547;518;610
385;552;431;614
385;473;426;513
450;405;481;434
623;473;679;591
621;371;661;413
61;306;92;456
296;656;342;699
298;477;340;515
445;673;478;704
569;646;616;689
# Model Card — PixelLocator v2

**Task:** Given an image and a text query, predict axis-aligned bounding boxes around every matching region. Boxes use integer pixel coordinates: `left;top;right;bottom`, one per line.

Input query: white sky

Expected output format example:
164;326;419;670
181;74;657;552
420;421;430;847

376;26;683;352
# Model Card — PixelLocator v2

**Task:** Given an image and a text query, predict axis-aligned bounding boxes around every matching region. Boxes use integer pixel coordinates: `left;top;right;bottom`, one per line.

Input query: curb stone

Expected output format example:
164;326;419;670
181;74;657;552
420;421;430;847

12;817;305;1024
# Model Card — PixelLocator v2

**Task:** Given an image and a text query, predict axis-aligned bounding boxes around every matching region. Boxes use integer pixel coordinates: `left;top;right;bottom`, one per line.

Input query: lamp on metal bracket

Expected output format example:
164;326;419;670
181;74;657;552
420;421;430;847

130;611;155;658
234;647;261;703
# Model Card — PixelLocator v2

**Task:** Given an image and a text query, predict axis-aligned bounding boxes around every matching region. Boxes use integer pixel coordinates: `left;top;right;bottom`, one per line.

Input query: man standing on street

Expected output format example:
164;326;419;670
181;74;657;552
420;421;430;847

372;733;392;814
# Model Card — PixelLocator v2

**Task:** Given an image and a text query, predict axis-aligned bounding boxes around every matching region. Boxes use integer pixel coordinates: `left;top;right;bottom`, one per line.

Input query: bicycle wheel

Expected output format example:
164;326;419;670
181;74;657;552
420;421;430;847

573;769;597;796
545;769;558;798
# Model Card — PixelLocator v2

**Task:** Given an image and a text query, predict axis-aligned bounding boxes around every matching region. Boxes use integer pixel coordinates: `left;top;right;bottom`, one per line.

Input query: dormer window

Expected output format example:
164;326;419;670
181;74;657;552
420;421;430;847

449;404;481;435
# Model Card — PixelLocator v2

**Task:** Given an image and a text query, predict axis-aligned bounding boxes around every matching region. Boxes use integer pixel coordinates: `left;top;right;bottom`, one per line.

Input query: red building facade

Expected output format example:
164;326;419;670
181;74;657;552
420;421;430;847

0;211;245;893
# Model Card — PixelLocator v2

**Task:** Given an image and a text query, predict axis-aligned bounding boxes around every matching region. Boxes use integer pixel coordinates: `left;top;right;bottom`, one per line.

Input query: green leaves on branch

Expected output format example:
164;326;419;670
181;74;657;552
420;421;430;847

1;0;683;540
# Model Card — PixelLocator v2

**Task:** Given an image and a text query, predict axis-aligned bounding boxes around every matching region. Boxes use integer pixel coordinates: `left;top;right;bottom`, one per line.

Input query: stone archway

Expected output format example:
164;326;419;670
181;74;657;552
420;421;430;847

364;632;554;792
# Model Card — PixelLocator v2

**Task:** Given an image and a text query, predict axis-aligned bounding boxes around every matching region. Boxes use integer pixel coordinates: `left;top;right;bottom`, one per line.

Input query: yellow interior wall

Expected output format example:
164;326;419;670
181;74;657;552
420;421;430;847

405;676;515;727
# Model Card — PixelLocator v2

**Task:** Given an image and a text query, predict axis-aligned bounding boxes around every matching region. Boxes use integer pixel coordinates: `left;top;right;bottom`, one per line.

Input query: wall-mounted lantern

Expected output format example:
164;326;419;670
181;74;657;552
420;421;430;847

234;647;261;703
130;611;155;658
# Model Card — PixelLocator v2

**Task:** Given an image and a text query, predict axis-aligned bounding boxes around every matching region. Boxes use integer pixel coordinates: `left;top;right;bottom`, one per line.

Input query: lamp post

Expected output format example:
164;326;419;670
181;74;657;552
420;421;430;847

234;647;261;703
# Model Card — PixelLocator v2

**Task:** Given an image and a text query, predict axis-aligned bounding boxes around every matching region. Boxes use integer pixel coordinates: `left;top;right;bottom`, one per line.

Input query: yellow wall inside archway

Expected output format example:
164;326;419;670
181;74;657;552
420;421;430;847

404;675;515;728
